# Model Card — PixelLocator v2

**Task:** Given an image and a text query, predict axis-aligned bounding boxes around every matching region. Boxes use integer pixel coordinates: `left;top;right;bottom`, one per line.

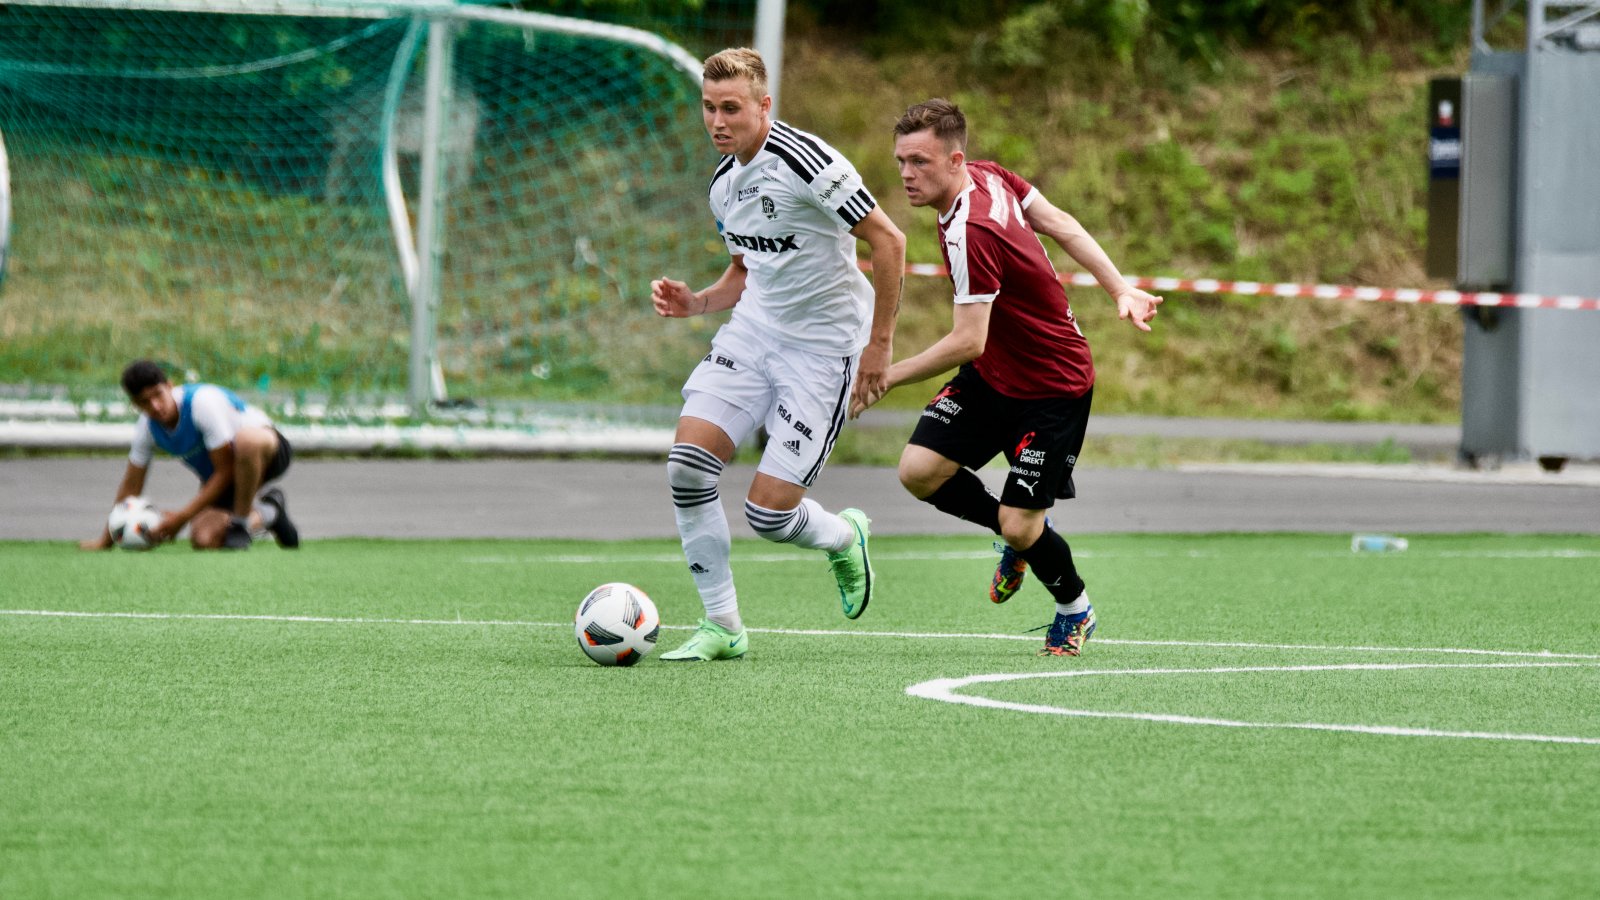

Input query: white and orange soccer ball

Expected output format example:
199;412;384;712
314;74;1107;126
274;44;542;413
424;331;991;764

574;582;660;667
107;496;163;551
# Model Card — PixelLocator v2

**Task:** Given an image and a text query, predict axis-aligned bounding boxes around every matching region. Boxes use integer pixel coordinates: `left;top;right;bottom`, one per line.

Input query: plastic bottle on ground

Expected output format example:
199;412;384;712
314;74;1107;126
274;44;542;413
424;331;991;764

1351;534;1409;553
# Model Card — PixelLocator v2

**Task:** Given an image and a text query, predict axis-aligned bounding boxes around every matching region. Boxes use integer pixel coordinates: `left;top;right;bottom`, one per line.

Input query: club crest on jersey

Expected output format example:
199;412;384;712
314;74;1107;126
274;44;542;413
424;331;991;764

761;196;777;219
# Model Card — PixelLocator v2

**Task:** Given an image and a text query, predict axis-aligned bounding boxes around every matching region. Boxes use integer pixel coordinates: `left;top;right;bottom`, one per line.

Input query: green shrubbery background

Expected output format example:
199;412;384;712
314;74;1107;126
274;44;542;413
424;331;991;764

780;0;1476;422
0;1;1482;423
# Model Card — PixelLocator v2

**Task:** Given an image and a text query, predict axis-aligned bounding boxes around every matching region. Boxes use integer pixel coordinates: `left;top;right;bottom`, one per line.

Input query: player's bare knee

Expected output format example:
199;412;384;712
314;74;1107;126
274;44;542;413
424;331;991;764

997;510;1046;550
190;519;225;549
897;463;936;498
897;445;953;499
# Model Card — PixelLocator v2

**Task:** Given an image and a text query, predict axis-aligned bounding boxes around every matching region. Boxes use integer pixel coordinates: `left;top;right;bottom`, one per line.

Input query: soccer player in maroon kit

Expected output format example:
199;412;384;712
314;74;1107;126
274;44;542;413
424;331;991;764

856;98;1161;655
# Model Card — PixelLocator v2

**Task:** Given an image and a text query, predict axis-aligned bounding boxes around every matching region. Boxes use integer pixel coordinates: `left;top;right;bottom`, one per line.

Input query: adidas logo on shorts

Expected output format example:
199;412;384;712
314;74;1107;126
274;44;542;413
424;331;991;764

783;439;802;455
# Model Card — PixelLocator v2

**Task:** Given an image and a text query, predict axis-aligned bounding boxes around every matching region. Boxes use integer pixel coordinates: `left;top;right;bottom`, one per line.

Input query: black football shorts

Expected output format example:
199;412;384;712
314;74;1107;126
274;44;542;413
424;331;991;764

907;366;1092;510
210;428;294;511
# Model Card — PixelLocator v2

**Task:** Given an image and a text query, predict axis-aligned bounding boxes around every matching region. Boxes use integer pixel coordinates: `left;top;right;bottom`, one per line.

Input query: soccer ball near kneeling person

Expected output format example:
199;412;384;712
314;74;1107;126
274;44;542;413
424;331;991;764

107;496;163;551
575;583;660;667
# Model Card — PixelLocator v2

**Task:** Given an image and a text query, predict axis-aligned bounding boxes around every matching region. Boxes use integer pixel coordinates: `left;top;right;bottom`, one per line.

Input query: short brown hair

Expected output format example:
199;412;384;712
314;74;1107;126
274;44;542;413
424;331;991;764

894;99;967;152
703;47;767;100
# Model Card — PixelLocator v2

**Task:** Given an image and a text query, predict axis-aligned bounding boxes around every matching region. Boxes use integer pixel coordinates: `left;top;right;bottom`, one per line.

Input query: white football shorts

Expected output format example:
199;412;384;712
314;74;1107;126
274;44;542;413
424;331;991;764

680;320;858;488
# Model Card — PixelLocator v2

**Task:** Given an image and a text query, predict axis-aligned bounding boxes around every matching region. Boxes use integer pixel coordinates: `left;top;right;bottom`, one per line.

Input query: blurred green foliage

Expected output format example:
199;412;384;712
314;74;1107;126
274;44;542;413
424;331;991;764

799;0;1473;67
786;8;1468;424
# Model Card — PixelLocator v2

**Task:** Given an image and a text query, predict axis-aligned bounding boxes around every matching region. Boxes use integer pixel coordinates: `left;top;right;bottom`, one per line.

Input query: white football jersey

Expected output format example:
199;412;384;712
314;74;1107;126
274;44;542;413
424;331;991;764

708;121;877;357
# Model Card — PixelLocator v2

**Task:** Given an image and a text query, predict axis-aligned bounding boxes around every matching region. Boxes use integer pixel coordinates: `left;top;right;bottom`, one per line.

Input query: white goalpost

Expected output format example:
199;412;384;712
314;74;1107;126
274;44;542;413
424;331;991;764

0;0;720;419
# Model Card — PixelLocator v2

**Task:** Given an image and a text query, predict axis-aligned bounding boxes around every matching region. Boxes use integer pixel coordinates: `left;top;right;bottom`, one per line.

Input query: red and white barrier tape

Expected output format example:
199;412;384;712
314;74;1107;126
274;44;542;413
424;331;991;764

870;261;1600;311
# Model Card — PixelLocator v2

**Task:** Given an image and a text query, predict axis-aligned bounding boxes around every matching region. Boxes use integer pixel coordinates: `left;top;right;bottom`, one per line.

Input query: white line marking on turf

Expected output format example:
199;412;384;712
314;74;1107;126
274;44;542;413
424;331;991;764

4;609;1599;660
457;549;1229;564
461;550;1001;565
13;609;1595;744
906;663;1600;745
458;548;1600;565
0;609;545;627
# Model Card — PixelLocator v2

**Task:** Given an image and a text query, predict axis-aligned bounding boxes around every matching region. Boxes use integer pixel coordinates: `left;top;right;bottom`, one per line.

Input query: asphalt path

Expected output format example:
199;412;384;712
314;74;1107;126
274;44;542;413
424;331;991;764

6;457;1598;541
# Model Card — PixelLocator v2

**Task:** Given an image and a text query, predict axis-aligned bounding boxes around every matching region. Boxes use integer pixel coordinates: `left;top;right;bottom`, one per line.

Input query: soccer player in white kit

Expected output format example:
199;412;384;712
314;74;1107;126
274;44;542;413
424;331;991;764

81;359;299;551
650;48;906;661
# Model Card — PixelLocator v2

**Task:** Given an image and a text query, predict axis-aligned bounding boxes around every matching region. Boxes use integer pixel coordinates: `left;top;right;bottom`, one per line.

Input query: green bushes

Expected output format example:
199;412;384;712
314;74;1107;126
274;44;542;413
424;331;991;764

800;0;1473;66
784;12;1467;423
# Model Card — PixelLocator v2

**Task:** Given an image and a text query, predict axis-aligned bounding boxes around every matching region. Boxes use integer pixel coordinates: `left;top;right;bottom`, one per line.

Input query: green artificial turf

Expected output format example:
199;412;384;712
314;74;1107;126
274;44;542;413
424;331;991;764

3;534;1598;898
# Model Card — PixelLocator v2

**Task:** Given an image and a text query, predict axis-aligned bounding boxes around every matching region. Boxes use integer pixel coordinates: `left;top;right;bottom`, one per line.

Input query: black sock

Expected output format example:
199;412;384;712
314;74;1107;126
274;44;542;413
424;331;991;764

1018;524;1086;602
921;469;1001;534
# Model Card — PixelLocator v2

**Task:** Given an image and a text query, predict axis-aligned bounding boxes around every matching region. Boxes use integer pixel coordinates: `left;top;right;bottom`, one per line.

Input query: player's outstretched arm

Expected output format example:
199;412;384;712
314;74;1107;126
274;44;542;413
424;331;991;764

81;461;148;550
851;301;991;418
652;257;748;319
1023;194;1162;331
848;208;906;417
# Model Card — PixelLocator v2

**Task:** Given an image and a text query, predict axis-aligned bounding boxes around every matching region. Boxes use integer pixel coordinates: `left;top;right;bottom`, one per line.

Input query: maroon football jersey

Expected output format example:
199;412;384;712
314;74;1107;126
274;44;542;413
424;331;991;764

936;160;1095;399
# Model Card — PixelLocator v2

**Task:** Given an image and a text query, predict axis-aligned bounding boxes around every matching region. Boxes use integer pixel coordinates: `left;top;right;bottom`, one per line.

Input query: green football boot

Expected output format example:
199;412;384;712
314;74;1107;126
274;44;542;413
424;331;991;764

660;618;749;661
827;508;874;620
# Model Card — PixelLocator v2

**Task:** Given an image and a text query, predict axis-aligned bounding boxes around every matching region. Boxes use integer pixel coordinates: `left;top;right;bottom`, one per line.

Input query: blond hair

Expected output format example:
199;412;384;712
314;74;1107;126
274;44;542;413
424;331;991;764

703;47;767;100
894;98;968;153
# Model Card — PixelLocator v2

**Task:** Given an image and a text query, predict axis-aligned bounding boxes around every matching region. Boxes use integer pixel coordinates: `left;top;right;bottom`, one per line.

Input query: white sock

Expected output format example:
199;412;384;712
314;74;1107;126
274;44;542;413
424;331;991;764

708;610;744;633
668;444;738;623
744;498;854;553
255;502;278;528
1056;590;1090;618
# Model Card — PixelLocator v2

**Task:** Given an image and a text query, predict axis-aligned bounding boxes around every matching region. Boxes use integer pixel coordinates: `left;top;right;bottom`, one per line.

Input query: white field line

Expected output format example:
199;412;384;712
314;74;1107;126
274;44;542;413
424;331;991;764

906;663;1600;745
4;608;1599;661
10;609;1598;743
458;549;1227;564
459;548;1600;565
462;550;1003;565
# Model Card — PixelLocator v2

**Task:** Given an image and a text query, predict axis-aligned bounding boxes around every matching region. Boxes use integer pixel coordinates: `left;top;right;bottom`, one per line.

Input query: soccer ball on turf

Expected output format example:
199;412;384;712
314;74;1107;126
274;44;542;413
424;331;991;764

574;582;660;667
107;496;163;551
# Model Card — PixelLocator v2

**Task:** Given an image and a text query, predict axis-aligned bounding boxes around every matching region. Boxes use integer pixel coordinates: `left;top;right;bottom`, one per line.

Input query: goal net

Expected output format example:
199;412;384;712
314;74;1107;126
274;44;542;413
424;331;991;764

0;0;745;421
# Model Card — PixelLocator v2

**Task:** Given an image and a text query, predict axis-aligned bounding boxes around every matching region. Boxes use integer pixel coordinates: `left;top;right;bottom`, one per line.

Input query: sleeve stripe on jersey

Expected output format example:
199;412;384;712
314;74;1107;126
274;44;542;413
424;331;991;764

946;213;971;297
837;188;876;227
764;139;822;183
708;154;736;190
772;122;834;170
766;125;831;180
775;122;833;164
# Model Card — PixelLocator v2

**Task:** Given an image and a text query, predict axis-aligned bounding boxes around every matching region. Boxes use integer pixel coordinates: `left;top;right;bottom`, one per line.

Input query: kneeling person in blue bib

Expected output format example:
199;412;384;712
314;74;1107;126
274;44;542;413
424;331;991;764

82;359;300;551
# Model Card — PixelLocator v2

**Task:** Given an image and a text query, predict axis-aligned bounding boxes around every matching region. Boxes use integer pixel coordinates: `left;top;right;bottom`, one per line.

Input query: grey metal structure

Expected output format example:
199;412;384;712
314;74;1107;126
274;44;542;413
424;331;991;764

1459;1;1600;468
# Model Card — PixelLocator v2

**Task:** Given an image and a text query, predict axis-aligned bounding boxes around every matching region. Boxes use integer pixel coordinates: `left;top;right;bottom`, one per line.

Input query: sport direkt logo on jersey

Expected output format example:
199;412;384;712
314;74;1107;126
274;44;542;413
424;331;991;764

724;231;799;253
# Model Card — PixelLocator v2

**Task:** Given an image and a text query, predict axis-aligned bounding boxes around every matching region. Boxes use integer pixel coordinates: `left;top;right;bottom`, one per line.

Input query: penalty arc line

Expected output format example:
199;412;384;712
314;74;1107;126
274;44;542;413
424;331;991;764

905;662;1600;745
9;610;1599;743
